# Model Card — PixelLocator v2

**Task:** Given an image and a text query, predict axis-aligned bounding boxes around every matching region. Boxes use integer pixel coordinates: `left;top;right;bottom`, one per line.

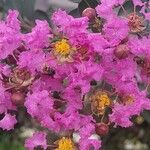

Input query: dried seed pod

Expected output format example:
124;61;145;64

9;67;34;89
127;13;146;33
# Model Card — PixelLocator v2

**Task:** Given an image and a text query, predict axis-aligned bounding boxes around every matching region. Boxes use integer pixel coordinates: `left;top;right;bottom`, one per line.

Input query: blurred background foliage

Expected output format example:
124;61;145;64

0;0;150;150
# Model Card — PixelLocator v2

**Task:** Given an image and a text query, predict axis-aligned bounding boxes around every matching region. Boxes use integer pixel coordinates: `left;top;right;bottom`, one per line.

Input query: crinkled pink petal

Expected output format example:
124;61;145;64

25;132;47;150
23;20;51;49
18;50;46;74
25;90;53;118
6;9;20;30
0;113;17;130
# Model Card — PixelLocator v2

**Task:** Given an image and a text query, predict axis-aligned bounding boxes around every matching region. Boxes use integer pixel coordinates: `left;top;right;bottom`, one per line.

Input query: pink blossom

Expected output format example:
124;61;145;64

0;10;21;59
52;9;89;38
23;20;51;49
0;5;150;150
25;132;47;150
96;0;125;20
132;0;143;6
18;50;46;74
6;10;20;30
25;90;53;118
79;123;101;150
128;36;150;58
0;113;17;130
103;16;129;46
0;82;15;114
110;92;150;127
88;33;109;54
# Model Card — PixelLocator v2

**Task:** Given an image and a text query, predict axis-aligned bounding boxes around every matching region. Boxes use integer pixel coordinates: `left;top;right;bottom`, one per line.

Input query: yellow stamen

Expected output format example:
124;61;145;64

90;91;111;115
55;39;71;56
56;137;75;150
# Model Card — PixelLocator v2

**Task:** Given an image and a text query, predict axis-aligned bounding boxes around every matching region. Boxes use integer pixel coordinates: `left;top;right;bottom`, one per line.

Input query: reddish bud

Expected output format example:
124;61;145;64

95;123;109;136
82;8;96;21
11;92;25;106
142;60;150;77
114;44;130;59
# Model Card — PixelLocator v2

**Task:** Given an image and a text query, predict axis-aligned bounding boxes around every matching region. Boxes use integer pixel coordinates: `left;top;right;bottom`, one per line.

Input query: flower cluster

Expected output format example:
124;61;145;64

0;0;150;149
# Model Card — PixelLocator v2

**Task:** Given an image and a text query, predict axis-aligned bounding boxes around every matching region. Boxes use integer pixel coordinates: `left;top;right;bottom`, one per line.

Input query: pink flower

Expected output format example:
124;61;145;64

103;16;129;46
52;9;73;29
0;81;15;114
25;90;53;118
52;9;89;38
79;123;101;150
69;60;103;94
0;113;17;130
25;90;59;131
128;36;150;58
96;0;125;20
88;33;109;54
110;92;150;127
55;111;83;130
96;4;115;20
25;132;47;150
109;103;133;127
63;87;83;110
132;0;143;6
0;10;21;59
6;10;20;30
18;50;46;74
23;20;51;49
0;5;150;150
79;139;101;150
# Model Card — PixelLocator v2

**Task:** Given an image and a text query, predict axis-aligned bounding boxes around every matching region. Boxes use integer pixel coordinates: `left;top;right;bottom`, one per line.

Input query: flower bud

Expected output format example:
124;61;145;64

135;116;144;125
11;91;25;106
114;44;130;59
82;8;96;21
95;123;109;136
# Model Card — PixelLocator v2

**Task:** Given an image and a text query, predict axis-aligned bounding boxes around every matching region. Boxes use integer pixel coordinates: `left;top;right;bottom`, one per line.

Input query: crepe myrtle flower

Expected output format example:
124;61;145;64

0;1;150;150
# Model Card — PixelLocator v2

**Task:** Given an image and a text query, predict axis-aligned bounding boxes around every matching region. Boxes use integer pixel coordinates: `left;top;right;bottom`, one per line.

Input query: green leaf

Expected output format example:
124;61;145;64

3;0;35;20
22;0;35;20
69;8;80;17
118;0;134;16
0;0;4;10
69;0;81;3
4;0;24;15
142;110;150;124
33;10;50;23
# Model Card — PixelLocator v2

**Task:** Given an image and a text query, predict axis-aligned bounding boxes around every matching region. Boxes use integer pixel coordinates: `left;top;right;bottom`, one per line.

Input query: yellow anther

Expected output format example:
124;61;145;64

90;91;111;115
55;39;71;56
56;137;75;150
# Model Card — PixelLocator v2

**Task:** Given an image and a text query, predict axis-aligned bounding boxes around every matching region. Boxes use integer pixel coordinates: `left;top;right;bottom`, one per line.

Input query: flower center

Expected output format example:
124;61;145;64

54;39;71;56
57;137;74;150
122;95;134;105
90;91;111;115
127;13;146;33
